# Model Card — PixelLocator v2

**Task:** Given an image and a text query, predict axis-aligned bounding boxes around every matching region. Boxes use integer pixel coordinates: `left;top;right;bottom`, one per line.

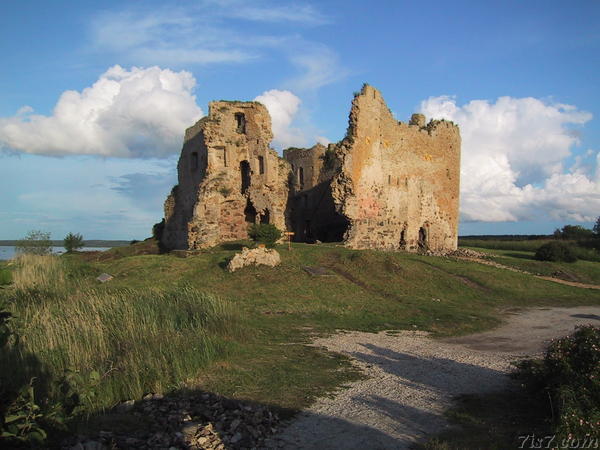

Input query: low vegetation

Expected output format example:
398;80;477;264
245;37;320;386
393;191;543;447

1;237;599;445
514;326;600;440
247;223;282;247
460;220;600;263
14;230;52;256
423;326;600;448
63;232;84;253
535;241;578;262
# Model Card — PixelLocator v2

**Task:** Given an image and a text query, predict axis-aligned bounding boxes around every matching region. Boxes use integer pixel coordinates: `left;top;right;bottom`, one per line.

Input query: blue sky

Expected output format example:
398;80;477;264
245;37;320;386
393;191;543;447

1;0;598;240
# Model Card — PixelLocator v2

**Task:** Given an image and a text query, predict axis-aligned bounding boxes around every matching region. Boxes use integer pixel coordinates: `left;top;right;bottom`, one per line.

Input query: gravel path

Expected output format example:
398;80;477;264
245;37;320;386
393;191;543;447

272;306;600;450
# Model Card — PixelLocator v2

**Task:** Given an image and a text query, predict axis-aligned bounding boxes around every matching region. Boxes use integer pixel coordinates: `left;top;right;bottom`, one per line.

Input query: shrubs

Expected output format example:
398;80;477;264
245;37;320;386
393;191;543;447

513;326;600;439
535;241;578;263
63;232;84;253
0;268;10;286
15;230;52;256
248;224;282;247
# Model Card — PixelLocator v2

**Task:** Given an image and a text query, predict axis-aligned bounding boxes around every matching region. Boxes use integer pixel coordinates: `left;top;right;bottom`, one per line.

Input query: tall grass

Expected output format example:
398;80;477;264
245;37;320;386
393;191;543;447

11;254;66;292
1;255;242;414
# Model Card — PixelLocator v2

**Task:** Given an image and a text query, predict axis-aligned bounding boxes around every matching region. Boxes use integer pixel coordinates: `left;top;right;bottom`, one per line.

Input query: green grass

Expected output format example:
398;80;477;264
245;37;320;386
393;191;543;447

0;267;10;286
1;255;242;415
463;246;600;284
460;238;600;262
1;240;599;438
458;238;553;252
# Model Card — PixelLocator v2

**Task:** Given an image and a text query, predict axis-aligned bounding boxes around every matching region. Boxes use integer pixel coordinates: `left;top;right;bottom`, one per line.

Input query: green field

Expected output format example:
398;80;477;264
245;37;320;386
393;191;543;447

1;239;599;442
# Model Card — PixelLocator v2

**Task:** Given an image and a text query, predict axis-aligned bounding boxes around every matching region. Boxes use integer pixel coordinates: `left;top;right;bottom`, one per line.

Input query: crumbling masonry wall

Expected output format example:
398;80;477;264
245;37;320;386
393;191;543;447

285;85;461;252
160;85;460;253
161;101;290;250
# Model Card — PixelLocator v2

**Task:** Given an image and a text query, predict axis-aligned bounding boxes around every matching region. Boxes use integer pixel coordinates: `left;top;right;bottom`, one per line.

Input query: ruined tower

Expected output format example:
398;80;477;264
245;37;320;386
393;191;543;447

285;85;461;252
160;85;461;253
161;101;290;250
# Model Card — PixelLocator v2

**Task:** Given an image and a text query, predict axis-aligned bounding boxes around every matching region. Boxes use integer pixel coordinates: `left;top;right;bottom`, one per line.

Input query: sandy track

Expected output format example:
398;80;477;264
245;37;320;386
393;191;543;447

272;306;600;449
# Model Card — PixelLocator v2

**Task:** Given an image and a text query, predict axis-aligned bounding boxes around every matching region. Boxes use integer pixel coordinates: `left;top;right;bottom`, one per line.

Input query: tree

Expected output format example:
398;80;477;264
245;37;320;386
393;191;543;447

554;224;594;240
63;232;84;253
14;230;52;256
593;216;600;237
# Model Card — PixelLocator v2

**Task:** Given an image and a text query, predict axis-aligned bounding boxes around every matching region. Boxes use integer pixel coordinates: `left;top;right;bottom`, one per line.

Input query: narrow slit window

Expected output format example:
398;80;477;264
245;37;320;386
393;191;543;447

299;167;304;190
258;156;264;174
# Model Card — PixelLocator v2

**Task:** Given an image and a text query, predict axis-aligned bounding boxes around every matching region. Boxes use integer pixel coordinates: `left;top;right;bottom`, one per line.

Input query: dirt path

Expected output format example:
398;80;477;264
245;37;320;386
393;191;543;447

271;306;600;449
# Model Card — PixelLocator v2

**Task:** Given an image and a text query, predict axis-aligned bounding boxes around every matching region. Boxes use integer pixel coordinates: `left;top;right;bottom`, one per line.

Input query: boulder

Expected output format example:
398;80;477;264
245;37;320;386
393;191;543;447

227;247;281;272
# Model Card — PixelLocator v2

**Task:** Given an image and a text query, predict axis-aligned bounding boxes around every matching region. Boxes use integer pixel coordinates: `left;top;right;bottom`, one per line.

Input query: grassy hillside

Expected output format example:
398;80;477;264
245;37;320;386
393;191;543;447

1;240;599;440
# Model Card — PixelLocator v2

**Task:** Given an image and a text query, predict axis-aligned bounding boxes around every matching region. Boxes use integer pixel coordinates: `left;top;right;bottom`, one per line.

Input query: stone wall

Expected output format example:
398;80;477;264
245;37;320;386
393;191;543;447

161;101;290;250
286;84;461;252
160;84;460;253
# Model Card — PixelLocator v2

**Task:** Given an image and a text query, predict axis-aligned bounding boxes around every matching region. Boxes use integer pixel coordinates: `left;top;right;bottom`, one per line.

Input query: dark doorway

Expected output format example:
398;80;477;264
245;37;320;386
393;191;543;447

260;209;270;224
240;160;251;194
418;226;427;250
400;228;406;248
244;200;256;225
305;220;312;240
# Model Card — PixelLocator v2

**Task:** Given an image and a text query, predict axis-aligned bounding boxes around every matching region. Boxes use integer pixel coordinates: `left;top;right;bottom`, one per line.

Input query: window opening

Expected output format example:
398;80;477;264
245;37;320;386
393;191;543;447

240;160;251;194
235;113;246;134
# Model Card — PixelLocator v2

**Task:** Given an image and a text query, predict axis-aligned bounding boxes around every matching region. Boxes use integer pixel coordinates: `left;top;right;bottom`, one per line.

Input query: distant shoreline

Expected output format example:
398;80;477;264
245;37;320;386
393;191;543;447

0;240;132;247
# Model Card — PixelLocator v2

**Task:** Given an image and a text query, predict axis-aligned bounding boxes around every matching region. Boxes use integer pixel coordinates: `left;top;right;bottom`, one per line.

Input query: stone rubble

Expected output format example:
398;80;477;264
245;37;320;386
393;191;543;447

227;247;281;272
62;391;281;450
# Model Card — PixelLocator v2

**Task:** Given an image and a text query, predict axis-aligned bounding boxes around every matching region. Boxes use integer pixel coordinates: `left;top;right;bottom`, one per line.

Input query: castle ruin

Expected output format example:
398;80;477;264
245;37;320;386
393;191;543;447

160;84;461;253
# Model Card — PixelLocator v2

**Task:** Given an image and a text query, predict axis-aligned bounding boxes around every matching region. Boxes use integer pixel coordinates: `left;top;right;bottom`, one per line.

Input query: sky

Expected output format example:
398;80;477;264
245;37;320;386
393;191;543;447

1;0;599;240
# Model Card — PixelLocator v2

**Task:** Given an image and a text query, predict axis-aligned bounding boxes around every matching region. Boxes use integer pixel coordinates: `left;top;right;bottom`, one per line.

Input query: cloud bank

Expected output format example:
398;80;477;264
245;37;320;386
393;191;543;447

420;96;598;222
0;66;203;157
254;89;304;149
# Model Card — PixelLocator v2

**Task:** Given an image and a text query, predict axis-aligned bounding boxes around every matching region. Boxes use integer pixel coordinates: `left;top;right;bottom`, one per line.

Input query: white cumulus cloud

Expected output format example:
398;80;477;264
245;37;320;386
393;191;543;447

0;65;203;157
420;96;599;223
254;89;306;149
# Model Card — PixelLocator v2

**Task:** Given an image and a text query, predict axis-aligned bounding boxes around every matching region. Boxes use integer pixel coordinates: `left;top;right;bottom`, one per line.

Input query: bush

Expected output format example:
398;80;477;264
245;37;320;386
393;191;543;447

0;269;11;286
15;230;52;256
513;326;600;439
63;232;84;253
534;241;578;263
248;224;282;247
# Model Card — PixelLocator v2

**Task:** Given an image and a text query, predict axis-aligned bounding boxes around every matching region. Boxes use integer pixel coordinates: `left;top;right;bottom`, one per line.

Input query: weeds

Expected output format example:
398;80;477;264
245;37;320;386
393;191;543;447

1;255;242;423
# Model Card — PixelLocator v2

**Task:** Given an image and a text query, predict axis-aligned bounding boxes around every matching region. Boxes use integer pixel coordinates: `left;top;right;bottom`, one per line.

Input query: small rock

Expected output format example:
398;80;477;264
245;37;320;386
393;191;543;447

117;399;135;412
